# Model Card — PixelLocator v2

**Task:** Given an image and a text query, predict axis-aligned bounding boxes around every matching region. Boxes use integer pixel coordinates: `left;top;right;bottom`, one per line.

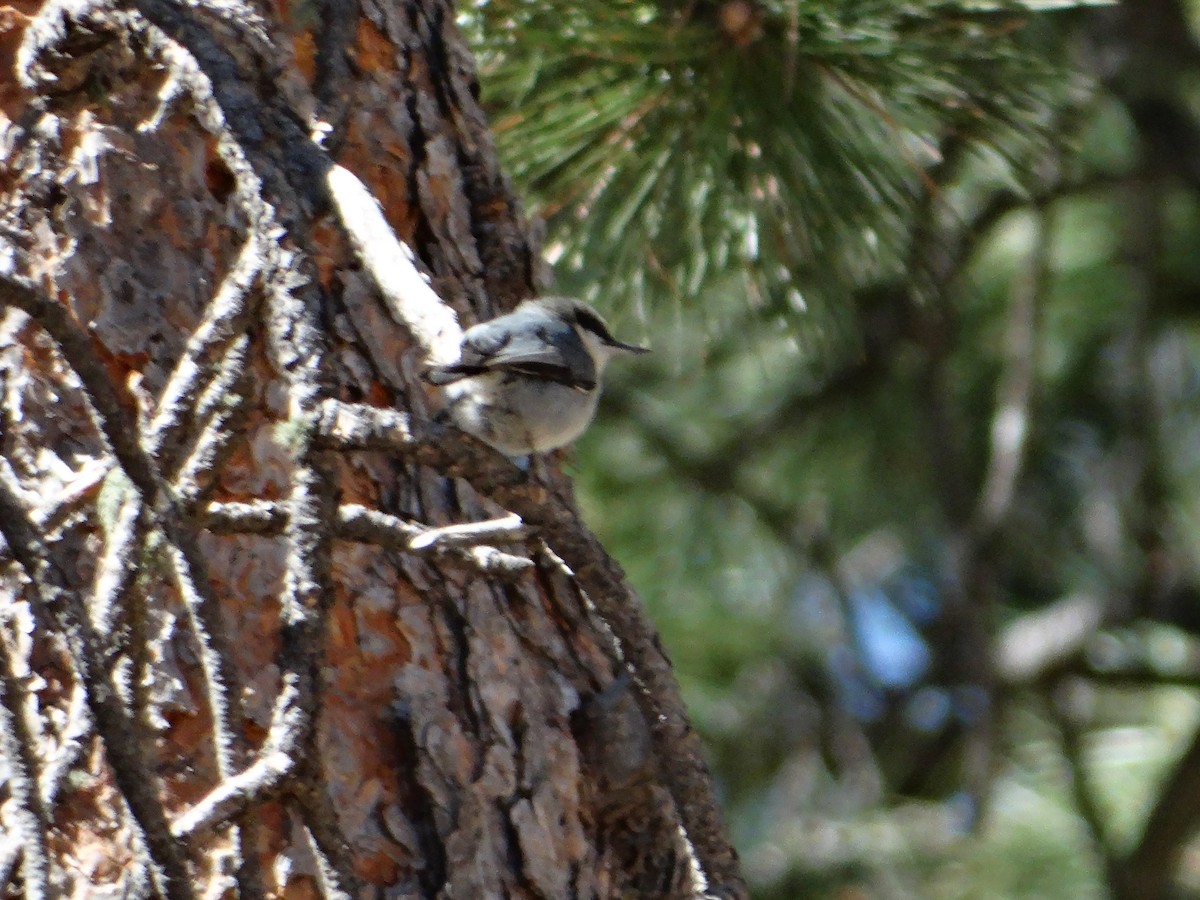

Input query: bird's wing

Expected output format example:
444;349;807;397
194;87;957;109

434;316;597;390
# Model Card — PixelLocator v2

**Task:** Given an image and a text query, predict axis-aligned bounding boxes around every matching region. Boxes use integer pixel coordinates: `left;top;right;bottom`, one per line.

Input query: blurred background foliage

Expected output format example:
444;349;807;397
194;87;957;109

464;0;1200;897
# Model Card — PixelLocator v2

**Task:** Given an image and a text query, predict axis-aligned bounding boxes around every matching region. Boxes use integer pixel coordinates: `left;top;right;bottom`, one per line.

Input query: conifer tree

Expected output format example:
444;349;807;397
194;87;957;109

7;0;1200;899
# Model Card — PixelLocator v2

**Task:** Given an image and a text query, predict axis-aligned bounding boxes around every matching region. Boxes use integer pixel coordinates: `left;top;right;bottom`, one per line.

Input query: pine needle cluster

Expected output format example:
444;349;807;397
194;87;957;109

466;0;1098;338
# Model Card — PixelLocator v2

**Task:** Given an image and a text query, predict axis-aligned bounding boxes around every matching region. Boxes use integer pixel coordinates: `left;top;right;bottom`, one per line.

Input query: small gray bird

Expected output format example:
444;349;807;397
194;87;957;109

425;296;648;456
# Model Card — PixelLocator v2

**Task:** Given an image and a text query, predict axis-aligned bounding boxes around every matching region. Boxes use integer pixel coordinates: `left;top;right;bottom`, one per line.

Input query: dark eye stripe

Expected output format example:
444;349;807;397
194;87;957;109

574;309;614;342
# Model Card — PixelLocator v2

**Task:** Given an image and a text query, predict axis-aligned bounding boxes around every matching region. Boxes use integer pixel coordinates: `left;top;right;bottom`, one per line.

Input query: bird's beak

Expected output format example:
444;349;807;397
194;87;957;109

609;340;650;355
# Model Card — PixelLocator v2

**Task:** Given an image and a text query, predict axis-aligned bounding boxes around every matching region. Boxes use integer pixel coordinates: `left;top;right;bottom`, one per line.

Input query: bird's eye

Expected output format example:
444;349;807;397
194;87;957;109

574;309;613;341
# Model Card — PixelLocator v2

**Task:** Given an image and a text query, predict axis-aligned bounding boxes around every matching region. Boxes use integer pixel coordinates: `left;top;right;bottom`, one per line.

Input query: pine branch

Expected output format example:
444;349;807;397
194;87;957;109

470;0;1087;316
0;626;53;900
0;421;195;900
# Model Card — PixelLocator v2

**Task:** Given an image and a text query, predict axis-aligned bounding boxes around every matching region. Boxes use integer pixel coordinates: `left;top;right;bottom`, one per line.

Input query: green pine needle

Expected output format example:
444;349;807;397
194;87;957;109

465;0;1088;343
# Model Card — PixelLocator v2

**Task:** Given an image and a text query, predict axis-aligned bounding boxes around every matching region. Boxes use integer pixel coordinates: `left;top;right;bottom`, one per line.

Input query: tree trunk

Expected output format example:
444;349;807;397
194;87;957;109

0;0;743;897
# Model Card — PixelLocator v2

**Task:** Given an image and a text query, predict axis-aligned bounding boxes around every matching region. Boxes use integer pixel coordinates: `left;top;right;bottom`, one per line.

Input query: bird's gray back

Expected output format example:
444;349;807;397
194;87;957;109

461;308;596;388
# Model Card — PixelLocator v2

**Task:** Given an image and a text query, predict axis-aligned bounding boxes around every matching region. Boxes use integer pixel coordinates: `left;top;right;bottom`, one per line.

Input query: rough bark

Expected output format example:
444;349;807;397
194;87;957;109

0;0;743;897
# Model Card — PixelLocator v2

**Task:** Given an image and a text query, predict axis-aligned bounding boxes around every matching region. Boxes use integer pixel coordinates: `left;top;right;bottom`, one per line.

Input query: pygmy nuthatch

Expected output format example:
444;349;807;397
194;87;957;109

425;296;648;455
